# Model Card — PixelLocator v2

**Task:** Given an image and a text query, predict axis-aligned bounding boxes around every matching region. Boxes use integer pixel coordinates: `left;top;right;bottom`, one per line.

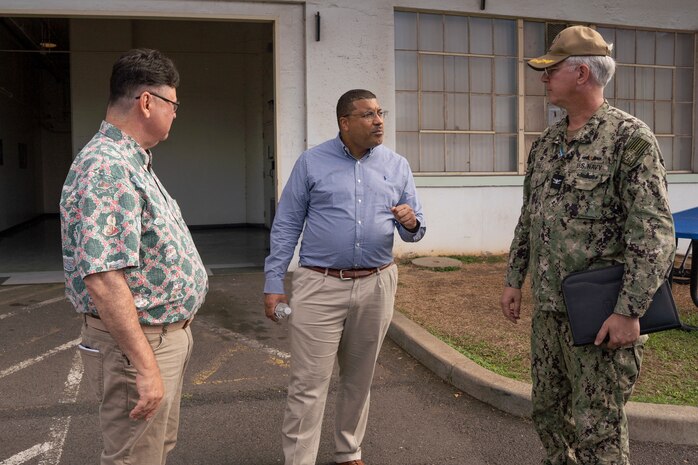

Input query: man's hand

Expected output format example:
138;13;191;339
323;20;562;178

391;204;417;230
264;293;287;321
500;287;522;323
595;313;640;349
130;368;165;420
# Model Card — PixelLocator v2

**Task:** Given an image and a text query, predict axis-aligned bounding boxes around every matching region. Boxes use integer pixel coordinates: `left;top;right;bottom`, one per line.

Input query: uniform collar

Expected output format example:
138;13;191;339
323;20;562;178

553;101;610;146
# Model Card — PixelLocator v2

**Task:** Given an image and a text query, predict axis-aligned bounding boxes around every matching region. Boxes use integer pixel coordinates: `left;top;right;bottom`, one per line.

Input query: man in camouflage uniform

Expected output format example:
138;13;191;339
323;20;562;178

500;26;675;465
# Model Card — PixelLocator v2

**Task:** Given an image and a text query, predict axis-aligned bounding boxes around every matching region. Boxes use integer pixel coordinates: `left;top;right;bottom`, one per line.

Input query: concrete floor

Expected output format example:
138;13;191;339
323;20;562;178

0;216;269;285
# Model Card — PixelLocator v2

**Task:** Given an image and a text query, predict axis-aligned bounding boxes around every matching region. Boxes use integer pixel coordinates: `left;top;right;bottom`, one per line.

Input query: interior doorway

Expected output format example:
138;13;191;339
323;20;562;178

0;16;275;283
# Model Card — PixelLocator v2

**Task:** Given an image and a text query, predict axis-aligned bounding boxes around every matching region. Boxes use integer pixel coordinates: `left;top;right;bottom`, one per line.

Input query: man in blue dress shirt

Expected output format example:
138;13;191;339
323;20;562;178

264;89;426;465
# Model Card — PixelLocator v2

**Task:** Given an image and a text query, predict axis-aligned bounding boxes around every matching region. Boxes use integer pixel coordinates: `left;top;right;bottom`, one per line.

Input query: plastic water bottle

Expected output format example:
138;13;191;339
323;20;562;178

274;302;292;321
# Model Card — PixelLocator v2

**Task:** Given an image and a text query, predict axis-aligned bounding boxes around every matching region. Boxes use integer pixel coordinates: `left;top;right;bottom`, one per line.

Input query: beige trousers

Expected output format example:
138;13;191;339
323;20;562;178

79;322;193;465
282;264;398;465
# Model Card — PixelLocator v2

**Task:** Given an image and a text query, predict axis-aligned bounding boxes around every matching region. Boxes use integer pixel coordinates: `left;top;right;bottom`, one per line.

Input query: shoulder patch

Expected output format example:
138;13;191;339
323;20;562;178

622;136;652;166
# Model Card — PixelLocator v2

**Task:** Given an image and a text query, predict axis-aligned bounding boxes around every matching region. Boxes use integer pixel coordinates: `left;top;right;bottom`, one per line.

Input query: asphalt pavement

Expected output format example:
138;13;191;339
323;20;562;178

1;271;696;465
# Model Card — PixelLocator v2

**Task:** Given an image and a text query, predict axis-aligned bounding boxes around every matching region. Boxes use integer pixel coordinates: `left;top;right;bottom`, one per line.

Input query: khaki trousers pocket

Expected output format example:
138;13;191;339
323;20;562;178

78;343;104;401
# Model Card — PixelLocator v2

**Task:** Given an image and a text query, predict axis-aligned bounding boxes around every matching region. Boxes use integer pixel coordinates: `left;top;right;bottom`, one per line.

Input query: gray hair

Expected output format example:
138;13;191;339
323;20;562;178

566;50;616;88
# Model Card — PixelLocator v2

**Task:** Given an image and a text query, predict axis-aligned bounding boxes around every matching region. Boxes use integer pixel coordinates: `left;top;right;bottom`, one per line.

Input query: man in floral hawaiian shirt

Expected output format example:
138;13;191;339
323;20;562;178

60;49;208;465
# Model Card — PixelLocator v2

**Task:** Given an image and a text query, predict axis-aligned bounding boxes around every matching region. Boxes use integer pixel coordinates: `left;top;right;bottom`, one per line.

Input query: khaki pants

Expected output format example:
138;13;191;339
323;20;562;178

282;265;398;465
79;322;193;465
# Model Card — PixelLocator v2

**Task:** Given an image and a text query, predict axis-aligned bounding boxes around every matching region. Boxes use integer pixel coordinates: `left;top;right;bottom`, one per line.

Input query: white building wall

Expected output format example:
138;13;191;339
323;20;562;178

4;0;697;256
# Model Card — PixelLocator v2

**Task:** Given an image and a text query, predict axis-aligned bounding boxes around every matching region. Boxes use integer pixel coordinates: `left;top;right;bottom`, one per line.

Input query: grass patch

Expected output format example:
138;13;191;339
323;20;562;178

447;254;507;265
434;330;530;382
430;266;461;272
428;312;698;406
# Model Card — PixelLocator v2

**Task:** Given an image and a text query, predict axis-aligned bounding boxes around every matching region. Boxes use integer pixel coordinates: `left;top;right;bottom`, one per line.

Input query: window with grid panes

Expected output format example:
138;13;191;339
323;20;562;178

395;12;518;173
395;12;696;174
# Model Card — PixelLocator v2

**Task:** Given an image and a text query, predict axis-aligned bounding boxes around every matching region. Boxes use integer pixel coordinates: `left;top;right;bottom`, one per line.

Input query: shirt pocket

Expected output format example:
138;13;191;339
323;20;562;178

568;172;612;220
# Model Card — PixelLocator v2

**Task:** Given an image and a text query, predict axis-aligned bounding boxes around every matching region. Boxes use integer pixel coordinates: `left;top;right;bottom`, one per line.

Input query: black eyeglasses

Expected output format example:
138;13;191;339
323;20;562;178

342;110;388;121
135;91;180;113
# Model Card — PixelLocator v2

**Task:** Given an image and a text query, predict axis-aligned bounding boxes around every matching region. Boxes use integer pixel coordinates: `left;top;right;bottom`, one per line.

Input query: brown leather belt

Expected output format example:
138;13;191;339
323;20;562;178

83;313;193;334
305;262;393;280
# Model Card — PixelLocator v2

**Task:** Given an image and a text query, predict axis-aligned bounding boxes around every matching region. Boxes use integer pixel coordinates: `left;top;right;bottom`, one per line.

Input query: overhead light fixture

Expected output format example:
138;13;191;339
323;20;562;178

40;20;57;50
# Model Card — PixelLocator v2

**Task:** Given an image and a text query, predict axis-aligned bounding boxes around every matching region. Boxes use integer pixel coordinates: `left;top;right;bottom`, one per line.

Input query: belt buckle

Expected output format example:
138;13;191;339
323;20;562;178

338;269;353;281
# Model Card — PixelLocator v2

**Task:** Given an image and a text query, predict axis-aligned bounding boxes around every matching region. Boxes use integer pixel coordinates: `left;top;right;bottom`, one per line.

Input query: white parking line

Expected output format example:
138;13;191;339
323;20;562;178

0;350;84;465
0;338;80;380
0;443;52;465
0;296;66;321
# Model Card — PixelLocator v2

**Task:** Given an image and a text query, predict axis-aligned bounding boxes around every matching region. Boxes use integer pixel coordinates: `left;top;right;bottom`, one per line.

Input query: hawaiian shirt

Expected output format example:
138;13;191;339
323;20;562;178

505;102;675;318
60;121;208;325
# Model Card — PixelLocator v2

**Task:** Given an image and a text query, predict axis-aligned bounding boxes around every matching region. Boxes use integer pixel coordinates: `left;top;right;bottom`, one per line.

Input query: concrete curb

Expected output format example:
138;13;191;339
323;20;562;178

388;310;698;446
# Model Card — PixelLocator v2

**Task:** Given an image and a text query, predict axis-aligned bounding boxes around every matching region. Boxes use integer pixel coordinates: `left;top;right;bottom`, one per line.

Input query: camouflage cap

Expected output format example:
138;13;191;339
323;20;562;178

528;25;611;70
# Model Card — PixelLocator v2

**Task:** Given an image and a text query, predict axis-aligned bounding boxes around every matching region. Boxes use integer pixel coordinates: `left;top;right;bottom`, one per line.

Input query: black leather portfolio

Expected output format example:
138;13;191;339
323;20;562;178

561;264;682;346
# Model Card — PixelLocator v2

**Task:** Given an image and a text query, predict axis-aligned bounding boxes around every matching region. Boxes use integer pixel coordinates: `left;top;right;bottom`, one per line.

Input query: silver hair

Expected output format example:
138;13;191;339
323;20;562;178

565;49;616;88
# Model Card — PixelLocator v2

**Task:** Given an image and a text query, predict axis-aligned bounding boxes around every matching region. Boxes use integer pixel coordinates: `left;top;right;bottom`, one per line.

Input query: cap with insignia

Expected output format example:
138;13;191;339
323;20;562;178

528;25;612;70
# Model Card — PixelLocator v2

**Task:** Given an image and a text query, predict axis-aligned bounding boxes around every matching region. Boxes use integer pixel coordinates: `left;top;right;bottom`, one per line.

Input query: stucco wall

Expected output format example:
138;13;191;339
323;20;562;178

3;0;697;256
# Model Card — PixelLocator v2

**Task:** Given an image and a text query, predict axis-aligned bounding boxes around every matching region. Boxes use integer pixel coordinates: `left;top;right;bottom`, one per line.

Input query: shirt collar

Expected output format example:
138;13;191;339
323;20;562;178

99;120;153;169
554;100;609;145
336;133;377;160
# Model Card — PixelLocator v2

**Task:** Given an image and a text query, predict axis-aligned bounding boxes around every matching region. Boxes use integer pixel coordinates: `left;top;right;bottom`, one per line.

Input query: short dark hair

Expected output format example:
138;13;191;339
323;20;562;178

336;89;377;123
109;48;180;105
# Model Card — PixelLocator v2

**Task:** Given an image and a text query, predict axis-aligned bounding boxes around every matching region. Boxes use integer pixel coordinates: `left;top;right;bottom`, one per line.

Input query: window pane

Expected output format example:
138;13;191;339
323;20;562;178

495;95;516;132
470;57;492;93
397;132;420;171
674;103;693;135
419;14;443;52
525;97;545;132
445;93;469;130
444;15;468;53
395;51;418;90
605;75;615;98
421;92;445;129
421;54;444;91
615;67;635;99
524;21;545;58
396;91;419;131
635;67;654;100
495;135;517;171
655;68;673;100
494;19;516;56
446;134;470;171
676;33;694;67
615;99;635;115
674;137;692;171
420;133;445;171
654;101;672;134
636;31;655;65
656;32;674;66
597;28;616;58
635;101;654;129
445;56;469;93
615;29;636;63
495;57;516;94
469;17;493;55
657;137;673;170
471;135;494;171
676;68;694;101
525;66;545;96
395;12;417;50
471;94;493;131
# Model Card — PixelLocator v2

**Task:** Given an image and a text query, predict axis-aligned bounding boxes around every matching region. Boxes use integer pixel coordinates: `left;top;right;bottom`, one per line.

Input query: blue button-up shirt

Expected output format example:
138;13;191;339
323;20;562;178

264;135;426;294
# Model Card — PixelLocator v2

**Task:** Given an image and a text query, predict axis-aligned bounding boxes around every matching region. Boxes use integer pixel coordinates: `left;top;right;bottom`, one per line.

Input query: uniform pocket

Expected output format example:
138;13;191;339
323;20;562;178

569;172;611;219
78;343;104;401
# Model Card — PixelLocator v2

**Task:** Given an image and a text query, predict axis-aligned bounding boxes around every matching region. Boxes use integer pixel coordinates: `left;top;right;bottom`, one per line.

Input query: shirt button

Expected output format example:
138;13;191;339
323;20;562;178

358;199;362;203
356;243;360;247
358;220;362;225
358;179;361;183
